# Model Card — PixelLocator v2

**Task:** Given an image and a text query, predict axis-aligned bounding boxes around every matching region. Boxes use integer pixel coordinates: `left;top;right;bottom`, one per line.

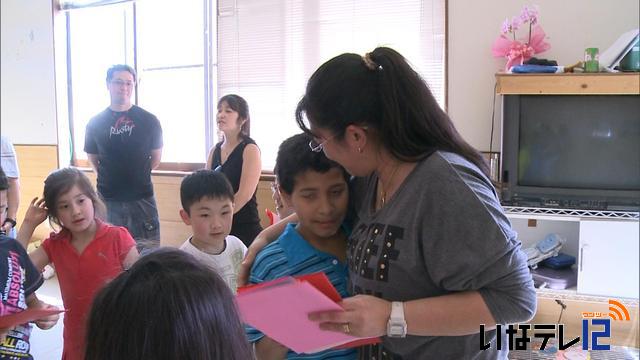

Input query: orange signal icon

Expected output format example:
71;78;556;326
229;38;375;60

608;299;630;321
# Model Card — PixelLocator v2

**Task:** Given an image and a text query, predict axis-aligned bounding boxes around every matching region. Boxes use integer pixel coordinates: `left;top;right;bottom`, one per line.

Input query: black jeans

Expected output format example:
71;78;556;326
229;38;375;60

105;195;160;253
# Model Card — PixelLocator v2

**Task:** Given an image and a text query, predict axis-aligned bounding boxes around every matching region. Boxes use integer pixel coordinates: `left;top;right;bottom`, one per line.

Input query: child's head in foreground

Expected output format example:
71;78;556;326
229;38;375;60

275;133;350;240
179;170;235;249
85;247;253;360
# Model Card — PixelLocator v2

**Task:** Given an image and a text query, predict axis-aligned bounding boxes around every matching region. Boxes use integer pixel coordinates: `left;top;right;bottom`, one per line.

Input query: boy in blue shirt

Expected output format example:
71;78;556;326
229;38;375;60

247;133;355;359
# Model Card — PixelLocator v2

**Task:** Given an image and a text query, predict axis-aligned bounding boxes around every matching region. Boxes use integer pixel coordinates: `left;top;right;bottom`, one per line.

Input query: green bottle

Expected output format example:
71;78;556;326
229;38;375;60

619;37;640;72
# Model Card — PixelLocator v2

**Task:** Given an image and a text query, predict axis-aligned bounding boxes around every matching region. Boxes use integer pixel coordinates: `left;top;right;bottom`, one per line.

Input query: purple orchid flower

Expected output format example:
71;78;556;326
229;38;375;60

520;5;539;25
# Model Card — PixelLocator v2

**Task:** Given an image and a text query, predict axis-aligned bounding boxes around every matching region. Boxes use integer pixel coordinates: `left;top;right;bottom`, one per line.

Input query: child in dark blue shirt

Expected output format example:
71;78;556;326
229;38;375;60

0;167;59;359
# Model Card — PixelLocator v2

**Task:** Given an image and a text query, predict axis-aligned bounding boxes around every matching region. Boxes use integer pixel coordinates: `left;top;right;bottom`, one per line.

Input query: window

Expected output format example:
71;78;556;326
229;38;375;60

135;0;210;163
65;4;134;163
59;0;445;171
218;0;446;170
62;0;214;169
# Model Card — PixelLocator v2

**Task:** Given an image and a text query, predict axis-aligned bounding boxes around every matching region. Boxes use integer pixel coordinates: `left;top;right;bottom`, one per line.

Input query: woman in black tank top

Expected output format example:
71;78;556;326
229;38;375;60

206;95;262;246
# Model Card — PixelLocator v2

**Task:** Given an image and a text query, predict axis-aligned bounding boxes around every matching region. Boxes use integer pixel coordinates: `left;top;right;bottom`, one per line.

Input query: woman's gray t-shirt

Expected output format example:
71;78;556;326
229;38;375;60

349;151;536;359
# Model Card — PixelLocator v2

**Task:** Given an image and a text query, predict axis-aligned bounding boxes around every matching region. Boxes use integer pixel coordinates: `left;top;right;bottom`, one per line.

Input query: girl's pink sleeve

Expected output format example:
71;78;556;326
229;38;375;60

40;233;55;259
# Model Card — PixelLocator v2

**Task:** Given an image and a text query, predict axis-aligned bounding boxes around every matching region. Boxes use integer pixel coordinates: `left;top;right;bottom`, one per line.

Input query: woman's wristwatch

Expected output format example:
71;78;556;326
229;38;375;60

2;218;16;229
386;301;407;338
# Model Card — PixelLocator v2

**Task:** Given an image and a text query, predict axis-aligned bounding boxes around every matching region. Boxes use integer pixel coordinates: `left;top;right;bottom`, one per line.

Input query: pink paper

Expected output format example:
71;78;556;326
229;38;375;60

237;277;372;354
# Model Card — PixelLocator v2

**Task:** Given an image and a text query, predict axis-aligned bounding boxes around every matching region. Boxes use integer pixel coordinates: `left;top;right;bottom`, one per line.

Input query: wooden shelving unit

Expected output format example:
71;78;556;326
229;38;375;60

496;72;640;95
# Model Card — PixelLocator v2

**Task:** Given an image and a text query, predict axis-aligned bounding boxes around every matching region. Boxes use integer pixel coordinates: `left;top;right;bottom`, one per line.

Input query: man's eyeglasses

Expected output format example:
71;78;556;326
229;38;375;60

309;135;335;153
110;80;135;87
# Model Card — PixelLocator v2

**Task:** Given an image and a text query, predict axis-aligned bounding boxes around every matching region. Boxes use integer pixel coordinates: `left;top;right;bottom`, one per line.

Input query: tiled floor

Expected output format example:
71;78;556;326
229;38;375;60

30;276;64;359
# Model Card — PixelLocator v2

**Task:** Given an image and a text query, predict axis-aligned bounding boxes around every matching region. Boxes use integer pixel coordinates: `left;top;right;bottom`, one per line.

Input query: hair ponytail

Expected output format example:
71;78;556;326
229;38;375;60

297;47;489;177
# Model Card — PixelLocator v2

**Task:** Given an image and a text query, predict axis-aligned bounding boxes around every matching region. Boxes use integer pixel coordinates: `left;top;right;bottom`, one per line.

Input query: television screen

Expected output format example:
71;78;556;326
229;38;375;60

518;95;640;190
501;94;640;211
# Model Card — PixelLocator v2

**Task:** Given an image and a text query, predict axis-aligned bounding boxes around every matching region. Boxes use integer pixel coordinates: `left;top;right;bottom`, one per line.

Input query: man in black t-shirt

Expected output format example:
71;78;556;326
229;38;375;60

84;65;163;252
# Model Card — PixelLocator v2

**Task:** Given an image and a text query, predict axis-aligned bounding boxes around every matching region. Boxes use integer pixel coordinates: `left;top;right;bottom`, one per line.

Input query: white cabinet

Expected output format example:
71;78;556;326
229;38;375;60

578;220;639;299
505;207;639;299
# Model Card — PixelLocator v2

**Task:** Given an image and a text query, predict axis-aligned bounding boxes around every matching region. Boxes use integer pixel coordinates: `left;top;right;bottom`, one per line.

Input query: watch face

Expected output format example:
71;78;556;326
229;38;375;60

387;323;407;338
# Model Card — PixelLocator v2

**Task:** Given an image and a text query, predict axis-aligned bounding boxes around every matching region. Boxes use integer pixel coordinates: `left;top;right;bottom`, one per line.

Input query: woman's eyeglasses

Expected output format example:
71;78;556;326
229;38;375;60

308;126;367;152
308;135;335;152
110;79;135;88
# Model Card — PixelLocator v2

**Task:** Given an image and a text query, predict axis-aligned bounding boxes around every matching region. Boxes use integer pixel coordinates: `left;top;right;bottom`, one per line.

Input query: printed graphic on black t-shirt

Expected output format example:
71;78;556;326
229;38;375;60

84;105;163;201
1;236;43;359
110;113;136;138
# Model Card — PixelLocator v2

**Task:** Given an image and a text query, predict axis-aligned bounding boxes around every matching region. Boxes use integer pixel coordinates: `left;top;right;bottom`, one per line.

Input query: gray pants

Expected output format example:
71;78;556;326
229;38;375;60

105;195;160;253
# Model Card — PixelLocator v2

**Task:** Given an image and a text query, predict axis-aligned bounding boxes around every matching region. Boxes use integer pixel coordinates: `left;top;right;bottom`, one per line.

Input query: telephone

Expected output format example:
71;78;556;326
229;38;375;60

523;233;564;269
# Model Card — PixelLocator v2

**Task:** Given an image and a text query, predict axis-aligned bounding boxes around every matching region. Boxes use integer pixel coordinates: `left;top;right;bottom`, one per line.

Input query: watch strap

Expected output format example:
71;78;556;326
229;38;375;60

3;218;16;228
387;301;407;338
390;301;404;321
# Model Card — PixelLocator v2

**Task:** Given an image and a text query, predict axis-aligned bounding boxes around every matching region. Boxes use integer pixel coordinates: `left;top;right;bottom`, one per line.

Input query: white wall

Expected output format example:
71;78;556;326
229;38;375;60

1;0;58;145
448;0;640;152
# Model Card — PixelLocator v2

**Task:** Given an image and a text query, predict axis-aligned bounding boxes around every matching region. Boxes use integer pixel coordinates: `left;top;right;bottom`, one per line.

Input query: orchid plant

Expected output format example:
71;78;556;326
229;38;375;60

492;5;551;71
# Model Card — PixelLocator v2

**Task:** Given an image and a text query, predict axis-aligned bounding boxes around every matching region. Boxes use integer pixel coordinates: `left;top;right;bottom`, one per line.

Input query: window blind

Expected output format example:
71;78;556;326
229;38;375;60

218;0;446;170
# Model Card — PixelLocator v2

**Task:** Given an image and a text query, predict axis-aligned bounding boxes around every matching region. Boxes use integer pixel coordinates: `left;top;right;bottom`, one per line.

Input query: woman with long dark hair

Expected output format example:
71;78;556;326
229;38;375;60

243;47;536;359
207;94;262;246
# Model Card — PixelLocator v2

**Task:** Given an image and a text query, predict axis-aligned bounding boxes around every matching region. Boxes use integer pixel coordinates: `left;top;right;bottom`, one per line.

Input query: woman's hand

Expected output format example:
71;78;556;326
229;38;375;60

1;221;14;235
308;295;391;338
23;197;48;227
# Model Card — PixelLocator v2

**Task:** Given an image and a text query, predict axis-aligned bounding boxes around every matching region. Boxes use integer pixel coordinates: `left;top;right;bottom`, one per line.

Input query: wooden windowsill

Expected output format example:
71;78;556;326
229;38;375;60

75;165;276;181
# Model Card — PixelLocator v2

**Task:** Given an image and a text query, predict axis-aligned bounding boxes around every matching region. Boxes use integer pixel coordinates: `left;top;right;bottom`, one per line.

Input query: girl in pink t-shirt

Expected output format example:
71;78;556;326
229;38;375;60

17;168;138;360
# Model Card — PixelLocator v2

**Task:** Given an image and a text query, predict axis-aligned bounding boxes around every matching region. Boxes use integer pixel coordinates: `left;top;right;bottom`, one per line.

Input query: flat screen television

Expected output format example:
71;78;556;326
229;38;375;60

501;94;640;211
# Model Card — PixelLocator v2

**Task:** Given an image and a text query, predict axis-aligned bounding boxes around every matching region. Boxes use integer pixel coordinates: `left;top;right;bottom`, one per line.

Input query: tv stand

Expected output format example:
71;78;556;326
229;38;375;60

496;72;639;298
496;73;639;348
504;198;640;212
504;201;639;349
503;206;639;220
